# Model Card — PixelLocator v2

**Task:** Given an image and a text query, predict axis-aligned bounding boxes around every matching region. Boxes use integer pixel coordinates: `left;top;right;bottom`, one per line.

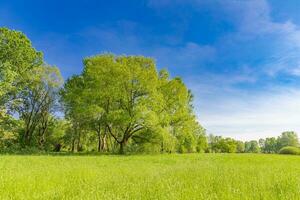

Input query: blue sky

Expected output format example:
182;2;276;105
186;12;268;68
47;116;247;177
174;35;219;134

2;0;300;140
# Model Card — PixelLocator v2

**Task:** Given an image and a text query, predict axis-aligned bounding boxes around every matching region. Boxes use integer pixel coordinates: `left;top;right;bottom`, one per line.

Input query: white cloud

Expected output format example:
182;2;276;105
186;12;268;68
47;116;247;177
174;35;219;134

148;0;300;77
219;0;300;77
190;78;300;140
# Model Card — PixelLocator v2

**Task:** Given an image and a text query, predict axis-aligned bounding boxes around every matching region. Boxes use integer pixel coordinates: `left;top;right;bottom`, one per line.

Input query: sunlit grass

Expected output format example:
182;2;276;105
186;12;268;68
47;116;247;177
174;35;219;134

1;154;300;199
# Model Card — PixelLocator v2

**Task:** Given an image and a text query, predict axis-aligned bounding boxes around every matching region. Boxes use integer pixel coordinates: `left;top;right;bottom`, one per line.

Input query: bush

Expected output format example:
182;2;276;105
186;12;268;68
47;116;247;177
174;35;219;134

279;146;300;155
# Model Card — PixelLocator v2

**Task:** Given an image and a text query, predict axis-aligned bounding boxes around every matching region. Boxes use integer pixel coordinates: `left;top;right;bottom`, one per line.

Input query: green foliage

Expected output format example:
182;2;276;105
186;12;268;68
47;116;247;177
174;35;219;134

0;27;63;151
196;131;208;153
245;140;260;153
208;135;238;153
277;131;299;149
260;137;278;153
61;54;203;154
259;132;299;154
16;65;63;147
0;27;43;105
279;146;300;155
0;105;22;152
236;141;245;153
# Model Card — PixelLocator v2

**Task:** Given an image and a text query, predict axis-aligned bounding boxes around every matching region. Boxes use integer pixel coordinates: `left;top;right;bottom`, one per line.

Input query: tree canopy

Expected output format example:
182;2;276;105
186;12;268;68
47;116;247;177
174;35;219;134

61;54;205;153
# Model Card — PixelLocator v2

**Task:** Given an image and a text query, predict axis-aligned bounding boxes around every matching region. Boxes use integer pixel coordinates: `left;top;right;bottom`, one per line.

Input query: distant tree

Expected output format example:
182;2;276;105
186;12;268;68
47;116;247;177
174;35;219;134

262;137;278;153
207;135;240;153
219;138;237;153
244;140;260;153
277;131;299;149
236;140;245;153
208;135;221;153
258;138;265;149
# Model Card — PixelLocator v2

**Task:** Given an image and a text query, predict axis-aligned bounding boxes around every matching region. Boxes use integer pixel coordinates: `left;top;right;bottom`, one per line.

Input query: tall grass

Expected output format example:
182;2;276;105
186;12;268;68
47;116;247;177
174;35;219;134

1;154;300;199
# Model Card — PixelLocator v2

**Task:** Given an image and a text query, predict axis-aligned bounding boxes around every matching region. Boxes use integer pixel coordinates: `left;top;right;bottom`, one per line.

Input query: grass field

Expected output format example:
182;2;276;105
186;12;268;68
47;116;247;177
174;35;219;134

1;154;300;200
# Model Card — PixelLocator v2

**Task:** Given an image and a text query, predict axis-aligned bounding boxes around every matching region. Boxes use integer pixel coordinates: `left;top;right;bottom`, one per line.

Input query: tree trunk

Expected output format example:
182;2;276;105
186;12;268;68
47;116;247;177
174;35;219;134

77;136;81;152
71;138;75;152
97;132;101;152
104;127;110;152
161;141;164;152
119;139;127;154
102;134;107;151
96;123;101;152
23;130;30;146
119;142;124;154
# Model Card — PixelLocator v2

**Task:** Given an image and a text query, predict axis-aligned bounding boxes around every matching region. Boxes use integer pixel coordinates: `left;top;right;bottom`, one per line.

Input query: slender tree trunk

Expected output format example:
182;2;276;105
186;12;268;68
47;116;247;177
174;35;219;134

104;127;110;152
23;129;30;146
97;132;101;152
102;134;107;151
97;123;101;152
71;138;75;152
77;131;81;152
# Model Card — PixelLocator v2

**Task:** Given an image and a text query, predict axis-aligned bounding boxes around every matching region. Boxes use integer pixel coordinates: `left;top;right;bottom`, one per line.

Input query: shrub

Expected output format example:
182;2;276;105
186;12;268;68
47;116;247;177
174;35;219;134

279;146;300;155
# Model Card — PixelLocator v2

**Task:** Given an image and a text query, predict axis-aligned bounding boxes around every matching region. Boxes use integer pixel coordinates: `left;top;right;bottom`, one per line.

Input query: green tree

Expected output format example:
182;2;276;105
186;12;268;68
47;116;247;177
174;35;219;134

245;140;260;153
62;55;160;153
62;54;203;154
0;28;65;150
60;75;87;152
0;27;42;106
15;65;63;146
277;131;299;149
261;137;278;153
236;140;245;153
158;70;201;153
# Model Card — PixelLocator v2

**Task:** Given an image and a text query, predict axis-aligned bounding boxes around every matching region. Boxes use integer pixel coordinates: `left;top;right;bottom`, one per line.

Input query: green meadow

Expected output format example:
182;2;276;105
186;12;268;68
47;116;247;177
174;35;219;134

1;154;300;200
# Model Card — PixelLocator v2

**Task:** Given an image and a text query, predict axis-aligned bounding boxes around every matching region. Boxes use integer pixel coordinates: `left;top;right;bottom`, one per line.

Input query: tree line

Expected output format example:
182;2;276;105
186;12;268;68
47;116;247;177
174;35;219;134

0;27;299;154
207;131;299;153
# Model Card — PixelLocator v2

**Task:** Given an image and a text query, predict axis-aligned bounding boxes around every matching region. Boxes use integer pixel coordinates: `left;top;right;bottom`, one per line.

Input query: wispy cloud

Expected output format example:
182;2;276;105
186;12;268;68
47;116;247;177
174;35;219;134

148;0;300;77
217;0;300;77
189;77;300;140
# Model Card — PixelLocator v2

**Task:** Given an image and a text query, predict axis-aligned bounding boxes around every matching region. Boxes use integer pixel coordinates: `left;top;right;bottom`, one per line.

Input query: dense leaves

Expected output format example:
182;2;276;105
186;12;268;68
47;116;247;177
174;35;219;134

61;54;205;153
